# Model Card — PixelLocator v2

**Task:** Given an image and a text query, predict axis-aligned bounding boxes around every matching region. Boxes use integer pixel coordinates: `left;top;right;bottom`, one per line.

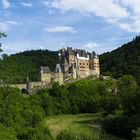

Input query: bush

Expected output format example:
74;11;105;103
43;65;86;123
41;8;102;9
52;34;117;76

0;123;17;140
56;129;100;140
71;105;79;114
56;130;75;140
133;127;140;140
17;127;53;140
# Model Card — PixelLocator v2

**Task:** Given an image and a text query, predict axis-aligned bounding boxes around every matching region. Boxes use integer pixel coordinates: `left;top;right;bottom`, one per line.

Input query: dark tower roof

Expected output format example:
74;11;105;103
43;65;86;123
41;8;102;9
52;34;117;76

67;47;75;55
76;49;87;57
41;66;50;73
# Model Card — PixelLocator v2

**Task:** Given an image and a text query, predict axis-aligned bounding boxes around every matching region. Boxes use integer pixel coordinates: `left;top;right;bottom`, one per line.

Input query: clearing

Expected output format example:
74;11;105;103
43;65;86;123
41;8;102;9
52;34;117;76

44;113;125;140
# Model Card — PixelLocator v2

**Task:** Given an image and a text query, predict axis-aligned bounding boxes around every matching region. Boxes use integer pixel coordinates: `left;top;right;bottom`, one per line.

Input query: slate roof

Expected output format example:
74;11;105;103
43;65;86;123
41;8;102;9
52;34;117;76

76;49;87;57
41;66;50;73
67;47;75;55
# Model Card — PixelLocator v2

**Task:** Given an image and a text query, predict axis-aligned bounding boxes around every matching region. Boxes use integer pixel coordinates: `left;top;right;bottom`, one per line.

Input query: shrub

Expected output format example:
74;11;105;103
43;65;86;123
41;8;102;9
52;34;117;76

56;129;100;140
17;127;53;140
71;105;79;114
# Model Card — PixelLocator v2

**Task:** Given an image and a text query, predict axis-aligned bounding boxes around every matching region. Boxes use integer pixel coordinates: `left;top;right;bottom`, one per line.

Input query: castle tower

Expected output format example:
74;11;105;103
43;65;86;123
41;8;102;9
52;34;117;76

76;49;89;78
40;66;52;84
72;64;77;79
54;64;64;85
64;57;69;73
89;52;100;76
67;47;75;66
94;55;100;75
59;48;69;73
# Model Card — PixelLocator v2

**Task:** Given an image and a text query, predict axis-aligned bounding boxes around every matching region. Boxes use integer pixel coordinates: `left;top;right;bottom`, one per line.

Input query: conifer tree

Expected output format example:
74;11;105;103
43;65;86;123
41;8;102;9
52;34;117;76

0;32;7;52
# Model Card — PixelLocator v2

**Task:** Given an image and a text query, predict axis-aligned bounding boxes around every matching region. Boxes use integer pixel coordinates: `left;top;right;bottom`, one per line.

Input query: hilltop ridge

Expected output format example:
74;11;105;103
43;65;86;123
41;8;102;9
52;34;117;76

0;49;58;83
100;36;140;81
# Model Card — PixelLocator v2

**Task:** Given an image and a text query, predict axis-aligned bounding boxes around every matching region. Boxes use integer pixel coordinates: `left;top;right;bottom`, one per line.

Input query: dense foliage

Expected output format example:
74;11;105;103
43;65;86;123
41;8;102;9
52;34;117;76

0;86;53;140
100;36;140;82
0;50;58;83
0;77;139;139
28;76;140;140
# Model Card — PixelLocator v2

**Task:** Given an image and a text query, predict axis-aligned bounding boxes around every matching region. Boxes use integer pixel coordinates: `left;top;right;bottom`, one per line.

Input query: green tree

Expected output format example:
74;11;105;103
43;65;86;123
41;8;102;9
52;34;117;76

2;53;8;60
0;123;17;140
118;75;138;95
0;32;7;38
0;32;7;52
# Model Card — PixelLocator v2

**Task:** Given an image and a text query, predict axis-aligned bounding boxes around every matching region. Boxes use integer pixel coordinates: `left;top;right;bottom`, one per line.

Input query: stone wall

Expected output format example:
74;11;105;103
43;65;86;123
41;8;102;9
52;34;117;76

89;69;100;78
79;70;89;78
10;84;26;90
29;82;42;89
72;67;77;79
41;73;52;84
53;73;64;85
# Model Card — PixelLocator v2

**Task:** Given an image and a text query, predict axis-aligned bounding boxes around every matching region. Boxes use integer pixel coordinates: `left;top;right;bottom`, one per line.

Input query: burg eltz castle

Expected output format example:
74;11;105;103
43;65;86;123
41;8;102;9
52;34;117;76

40;47;100;85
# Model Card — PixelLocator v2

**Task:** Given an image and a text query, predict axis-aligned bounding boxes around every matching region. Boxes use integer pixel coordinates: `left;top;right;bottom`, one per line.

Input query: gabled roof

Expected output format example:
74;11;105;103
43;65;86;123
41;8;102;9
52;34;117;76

41;66;50;73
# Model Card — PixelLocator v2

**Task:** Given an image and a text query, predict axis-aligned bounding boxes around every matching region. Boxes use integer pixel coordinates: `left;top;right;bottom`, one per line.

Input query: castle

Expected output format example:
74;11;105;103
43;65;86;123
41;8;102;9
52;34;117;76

41;47;100;85
10;47;100;92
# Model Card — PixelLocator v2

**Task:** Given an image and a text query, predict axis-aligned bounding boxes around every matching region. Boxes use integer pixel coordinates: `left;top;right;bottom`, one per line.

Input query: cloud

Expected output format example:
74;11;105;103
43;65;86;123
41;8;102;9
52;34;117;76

2;0;10;9
121;0;140;15
44;0;140;33
0;20;19;31
5;20;19;25
45;26;76;33
45;0;128;20
0;22;9;31
84;42;99;49
20;2;33;7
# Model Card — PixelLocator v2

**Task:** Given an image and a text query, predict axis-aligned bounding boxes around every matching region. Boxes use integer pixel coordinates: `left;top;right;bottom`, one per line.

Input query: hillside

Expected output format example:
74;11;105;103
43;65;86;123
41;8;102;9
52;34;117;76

100;36;140;81
0;49;58;83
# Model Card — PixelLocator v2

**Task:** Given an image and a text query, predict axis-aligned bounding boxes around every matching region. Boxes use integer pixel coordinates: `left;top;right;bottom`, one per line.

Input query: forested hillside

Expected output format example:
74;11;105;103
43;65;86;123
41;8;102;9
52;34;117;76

100;36;140;81
0;50;58;83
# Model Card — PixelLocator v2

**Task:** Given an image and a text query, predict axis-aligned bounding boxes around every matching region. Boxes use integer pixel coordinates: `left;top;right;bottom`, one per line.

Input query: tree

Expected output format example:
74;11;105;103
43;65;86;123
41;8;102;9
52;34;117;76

0;32;7;38
2;53;8;60
0;32;7;52
118;75;138;95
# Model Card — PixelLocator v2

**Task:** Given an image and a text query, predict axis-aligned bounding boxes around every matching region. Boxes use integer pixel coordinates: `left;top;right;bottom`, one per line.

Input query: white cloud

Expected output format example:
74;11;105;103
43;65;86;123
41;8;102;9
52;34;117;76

84;42;99;49
44;0;140;33
20;2;33;7
121;0;140;15
2;0;10;9
45;0;128;20
5;20;19;25
45;26;76;33
0;20;19;32
0;22;9;31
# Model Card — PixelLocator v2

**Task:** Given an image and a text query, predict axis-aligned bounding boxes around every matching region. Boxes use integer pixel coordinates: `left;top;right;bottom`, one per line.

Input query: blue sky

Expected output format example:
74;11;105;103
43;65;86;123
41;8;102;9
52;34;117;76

0;0;140;54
